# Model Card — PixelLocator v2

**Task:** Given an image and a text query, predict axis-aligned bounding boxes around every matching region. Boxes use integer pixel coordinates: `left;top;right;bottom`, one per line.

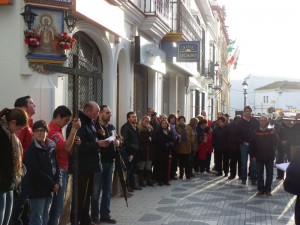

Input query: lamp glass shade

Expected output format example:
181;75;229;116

21;7;37;29
242;81;248;90
64;12;77;32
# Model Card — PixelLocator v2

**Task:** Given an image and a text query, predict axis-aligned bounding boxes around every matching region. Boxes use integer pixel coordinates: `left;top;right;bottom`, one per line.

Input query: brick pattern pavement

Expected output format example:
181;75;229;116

111;170;296;225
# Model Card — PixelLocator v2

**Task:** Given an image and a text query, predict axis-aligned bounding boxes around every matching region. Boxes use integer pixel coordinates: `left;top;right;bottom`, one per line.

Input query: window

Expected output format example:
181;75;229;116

263;96;268;103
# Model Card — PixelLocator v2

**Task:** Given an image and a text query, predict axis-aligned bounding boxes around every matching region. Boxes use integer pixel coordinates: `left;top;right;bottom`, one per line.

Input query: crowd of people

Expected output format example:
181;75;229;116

0;97;299;225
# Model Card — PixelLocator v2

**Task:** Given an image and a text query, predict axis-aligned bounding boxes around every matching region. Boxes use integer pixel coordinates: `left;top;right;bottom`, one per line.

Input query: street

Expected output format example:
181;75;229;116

111;170;296;225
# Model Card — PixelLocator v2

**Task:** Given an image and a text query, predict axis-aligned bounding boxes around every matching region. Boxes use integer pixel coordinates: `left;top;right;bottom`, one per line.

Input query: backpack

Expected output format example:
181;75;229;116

283;151;300;195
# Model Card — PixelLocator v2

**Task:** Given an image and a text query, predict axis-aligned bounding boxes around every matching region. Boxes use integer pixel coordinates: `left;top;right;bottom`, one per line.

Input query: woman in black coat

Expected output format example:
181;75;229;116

0;108;27;225
155;120;175;186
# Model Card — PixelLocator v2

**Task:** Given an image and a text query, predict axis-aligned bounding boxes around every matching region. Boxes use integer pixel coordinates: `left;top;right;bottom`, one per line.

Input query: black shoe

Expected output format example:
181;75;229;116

251;180;257;186
158;182;163;186
100;216;117;224
171;177;177;180
241;180;246;185
265;192;272;196
224;173;228;177
228;176;235;180
216;173;222;176
127;187;134;192
256;191;264;196
164;182;171;186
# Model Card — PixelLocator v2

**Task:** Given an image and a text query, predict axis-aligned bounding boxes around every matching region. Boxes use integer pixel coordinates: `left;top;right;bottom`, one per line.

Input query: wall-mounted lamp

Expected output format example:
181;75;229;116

21;5;37;30
64;11;78;32
207;61;219;79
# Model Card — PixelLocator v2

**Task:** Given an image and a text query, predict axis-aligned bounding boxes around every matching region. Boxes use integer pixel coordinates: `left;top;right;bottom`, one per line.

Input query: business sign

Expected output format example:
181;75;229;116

177;41;200;62
135;36;166;74
0;0;13;4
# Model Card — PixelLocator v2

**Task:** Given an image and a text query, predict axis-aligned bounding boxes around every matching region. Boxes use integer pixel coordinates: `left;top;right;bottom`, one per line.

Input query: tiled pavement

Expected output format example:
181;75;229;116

110;170;296;225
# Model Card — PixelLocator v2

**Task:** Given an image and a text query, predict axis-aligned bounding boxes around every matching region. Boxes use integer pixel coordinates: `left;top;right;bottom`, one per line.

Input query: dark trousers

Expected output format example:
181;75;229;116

205;153;212;172
194;153;200;172
171;151;178;178
199;160;206;173
256;160;273;192
178;154;190;178
156;159;169;184
71;172;94;225
229;151;241;178
214;152;229;175
11;174;29;225
127;152;139;188
276;143;290;178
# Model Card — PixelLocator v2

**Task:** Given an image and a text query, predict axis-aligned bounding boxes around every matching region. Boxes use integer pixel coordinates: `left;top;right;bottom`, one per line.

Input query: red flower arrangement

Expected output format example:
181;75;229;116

24;30;41;47
56;32;75;50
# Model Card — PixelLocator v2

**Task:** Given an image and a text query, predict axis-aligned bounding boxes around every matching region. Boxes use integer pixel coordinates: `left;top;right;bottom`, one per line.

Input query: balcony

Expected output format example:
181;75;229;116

128;0;171;40
163;1;202;42
24;0;72;8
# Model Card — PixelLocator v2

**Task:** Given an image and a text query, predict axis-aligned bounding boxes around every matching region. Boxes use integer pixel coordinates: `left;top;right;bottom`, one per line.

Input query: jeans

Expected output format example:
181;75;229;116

12;174;30;225
0;190;13;225
48;169;68;225
29;197;52;225
256;160;274;192
240;143;256;181
91;162;114;220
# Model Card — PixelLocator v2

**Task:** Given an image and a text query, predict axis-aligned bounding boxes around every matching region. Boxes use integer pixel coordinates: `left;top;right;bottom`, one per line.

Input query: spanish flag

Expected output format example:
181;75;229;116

227;47;239;65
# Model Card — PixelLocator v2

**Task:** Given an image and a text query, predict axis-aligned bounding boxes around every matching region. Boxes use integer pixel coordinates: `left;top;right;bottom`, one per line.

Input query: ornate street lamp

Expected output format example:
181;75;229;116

20;5;37;30
64;11;78;32
242;80;248;107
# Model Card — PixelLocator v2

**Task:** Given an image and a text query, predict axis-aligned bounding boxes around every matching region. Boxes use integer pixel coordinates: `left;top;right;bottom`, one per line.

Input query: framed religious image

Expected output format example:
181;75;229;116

26;6;65;60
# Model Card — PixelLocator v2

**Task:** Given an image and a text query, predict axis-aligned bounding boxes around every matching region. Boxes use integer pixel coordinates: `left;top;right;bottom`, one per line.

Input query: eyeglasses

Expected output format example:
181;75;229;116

34;129;46;133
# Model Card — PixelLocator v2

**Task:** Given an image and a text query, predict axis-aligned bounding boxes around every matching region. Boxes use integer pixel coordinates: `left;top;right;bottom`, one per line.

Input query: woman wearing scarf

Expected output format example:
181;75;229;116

23;120;61;225
0;108;28;225
176;116;195;180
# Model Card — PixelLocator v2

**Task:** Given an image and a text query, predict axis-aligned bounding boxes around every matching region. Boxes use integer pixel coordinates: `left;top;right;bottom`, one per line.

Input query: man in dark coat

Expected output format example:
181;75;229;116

249;116;276;196
225;115;242;179
238;106;260;185
67;101;110;225
120;112;142;192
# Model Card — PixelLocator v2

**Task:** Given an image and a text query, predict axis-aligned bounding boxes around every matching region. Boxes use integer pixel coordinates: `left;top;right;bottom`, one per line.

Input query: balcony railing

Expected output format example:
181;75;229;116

170;1;201;41
24;0;72;6
129;0;170;24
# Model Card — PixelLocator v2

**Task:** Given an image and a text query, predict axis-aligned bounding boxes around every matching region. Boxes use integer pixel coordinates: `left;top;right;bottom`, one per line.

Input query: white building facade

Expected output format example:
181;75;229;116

0;0;230;130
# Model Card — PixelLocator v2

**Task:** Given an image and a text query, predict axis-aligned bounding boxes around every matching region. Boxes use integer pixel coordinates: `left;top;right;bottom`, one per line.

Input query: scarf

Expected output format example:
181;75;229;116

0;117;24;184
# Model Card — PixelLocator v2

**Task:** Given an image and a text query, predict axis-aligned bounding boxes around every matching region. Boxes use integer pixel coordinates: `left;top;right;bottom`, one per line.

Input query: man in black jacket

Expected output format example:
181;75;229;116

91;105;118;224
68;101;110;225
238;106;260;185
120;112;142;192
249;115;276;196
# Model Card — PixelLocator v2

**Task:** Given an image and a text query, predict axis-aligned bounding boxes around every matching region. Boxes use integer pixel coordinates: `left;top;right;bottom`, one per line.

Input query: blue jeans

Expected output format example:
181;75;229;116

48;169;68;225
240;143;256;181
29;197;52;225
91;162;114;219
0;190;13;225
256;160;274;192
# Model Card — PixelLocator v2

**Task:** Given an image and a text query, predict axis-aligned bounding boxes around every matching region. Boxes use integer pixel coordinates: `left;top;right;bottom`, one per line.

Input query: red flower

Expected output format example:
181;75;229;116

24;30;41;47
56;32;75;50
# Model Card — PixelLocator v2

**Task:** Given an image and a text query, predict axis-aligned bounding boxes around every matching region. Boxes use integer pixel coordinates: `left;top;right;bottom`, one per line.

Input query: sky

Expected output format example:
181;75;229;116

218;0;300;81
